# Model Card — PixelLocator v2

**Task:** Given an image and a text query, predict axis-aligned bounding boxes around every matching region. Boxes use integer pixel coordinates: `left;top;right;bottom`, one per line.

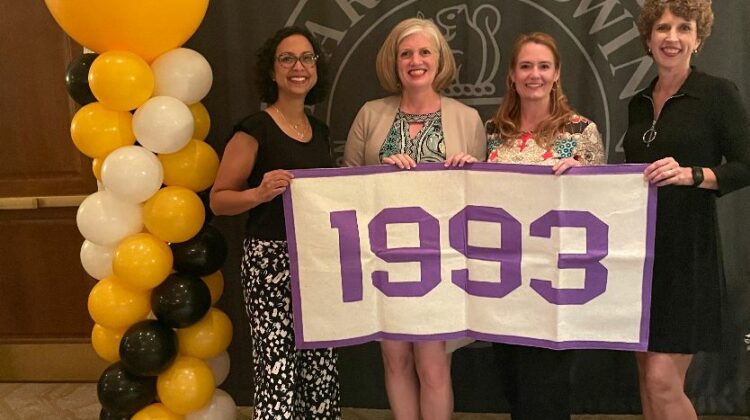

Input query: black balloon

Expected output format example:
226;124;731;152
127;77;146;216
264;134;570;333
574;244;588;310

151;273;212;328
119;320;178;376
65;53;98;106
97;362;156;416
99;409;130;420
197;188;215;227
171;225;228;276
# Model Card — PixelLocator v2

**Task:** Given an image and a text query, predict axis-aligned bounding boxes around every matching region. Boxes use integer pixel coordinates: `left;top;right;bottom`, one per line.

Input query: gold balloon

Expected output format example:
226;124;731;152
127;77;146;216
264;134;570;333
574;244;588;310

201;271;224;305
91;323;124;363
159;140;219;192
92;157;103;181
157;356;215;415
88;276;151;329
176;308;232;359
70;102;135;158
44;0;209;62
113;233;173;291
142;186;205;243
89;51;154;111
132;403;184;420
189;102;211;140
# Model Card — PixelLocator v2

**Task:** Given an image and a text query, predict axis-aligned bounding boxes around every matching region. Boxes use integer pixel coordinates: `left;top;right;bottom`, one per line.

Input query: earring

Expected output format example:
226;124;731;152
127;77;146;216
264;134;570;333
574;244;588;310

693;49;699;54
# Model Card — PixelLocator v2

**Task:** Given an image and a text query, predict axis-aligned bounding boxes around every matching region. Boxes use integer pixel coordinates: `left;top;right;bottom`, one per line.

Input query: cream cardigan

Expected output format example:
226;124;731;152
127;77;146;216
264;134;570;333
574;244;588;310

344;95;487;166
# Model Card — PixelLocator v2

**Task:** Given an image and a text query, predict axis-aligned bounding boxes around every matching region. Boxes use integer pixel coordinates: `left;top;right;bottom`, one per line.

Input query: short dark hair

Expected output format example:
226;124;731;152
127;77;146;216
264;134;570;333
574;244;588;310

255;26;329;105
638;0;714;54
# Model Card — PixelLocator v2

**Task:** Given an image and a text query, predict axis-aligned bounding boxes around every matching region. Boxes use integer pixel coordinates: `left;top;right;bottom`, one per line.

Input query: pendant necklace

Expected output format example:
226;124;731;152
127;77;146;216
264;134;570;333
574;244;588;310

272;105;308;140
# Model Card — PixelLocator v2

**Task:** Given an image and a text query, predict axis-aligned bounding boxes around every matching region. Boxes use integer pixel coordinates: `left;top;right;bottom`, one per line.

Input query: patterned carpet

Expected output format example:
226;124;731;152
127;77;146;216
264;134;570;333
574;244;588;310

0;383;747;420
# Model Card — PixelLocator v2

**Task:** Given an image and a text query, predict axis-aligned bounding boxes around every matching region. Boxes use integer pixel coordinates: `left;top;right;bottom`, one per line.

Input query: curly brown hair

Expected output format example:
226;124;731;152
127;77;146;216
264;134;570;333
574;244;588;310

255;26;330;105
637;0;714;54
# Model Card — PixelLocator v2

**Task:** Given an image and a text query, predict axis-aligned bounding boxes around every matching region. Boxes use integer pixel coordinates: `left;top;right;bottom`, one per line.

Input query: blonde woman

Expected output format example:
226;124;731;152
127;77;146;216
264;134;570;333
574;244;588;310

344;18;485;420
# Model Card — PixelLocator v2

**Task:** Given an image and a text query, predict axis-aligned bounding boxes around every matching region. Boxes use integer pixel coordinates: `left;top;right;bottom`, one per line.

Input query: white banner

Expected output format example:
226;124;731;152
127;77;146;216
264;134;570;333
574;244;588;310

283;163;655;351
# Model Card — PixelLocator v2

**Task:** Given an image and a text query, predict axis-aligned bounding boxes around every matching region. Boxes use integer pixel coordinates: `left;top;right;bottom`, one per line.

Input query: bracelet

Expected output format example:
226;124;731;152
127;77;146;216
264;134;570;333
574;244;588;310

691;166;704;187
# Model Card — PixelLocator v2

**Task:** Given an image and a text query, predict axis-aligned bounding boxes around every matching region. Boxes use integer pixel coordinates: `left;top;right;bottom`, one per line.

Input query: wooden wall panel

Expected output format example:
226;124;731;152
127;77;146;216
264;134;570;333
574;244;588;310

0;208;95;340
0;1;95;198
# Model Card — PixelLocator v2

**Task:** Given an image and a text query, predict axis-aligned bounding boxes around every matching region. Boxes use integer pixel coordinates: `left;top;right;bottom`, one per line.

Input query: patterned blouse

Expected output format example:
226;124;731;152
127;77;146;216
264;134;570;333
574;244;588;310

379;109;445;162
486;115;605;165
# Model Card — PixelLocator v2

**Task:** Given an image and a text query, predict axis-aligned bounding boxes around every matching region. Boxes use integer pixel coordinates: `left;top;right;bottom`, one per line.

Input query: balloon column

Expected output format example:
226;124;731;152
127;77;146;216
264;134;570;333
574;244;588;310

44;1;237;418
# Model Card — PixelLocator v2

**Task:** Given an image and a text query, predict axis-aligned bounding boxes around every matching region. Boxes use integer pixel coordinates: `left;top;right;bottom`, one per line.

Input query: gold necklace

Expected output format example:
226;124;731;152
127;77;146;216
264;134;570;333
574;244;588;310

272;105;308;140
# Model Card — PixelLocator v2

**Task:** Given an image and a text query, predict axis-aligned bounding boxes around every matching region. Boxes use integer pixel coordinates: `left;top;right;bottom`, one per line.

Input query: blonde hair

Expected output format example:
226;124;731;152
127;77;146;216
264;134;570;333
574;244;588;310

375;18;457;93
489;32;575;148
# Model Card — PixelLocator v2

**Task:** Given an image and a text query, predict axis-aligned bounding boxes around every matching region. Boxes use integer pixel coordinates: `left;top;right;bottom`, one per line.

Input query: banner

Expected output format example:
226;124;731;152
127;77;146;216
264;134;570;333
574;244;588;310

283;163;655;351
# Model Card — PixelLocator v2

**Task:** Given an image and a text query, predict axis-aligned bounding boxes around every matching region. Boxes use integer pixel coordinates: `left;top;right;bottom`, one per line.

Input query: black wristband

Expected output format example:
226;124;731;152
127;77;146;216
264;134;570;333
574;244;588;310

691;166;704;187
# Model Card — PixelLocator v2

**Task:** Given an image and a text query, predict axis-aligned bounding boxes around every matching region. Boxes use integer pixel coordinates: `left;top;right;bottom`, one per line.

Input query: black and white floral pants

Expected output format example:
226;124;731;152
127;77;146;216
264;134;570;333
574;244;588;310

241;238;341;419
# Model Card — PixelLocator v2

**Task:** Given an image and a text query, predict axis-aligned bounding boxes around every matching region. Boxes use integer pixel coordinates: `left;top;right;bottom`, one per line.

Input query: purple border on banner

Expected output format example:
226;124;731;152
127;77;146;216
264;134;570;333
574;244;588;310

282;163;654;352
282;184;305;349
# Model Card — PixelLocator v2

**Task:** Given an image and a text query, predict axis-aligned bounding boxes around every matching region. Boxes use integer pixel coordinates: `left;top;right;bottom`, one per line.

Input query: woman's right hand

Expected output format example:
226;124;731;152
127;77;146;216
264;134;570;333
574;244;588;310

382;153;417;169
256;169;294;202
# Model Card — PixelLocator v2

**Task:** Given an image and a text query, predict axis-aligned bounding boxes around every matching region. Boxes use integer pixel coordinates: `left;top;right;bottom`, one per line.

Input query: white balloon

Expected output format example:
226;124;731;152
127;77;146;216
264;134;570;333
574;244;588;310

204;351;230;386
185;389;237;420
101;146;164;203
133;96;194;154
76;191;143;246
80;240;115;279
152;48;213;105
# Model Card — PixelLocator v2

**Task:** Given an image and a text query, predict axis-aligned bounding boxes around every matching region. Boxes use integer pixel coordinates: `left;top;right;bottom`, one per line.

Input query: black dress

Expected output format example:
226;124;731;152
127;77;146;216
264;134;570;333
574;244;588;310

233;111;342;418
623;69;750;353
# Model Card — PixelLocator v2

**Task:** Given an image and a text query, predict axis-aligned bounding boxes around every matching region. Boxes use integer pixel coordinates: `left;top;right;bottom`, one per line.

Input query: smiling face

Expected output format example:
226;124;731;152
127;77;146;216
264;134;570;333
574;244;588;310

510;41;560;105
272;34;318;100
396;31;438;93
647;8;700;72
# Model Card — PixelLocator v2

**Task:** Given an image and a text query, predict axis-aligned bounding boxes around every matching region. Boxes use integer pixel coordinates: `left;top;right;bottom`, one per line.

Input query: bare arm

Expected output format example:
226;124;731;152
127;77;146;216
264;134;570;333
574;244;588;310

209;131;293;216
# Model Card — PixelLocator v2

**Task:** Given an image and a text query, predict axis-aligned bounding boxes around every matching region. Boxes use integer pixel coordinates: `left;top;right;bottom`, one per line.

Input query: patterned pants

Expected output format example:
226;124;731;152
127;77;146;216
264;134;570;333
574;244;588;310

241;238;341;420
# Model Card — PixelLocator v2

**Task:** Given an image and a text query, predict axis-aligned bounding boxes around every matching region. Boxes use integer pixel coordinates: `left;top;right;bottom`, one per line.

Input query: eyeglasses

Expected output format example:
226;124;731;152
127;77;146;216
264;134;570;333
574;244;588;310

276;52;318;68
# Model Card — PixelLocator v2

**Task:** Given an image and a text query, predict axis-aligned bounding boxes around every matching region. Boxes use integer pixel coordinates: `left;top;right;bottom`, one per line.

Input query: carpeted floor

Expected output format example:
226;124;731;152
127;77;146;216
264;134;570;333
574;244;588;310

0;383;747;419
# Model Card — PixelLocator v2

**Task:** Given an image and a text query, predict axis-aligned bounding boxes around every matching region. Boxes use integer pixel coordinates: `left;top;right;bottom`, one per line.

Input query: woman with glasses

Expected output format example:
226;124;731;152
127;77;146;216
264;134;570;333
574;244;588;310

344;18;485;420
210;27;340;419
624;1;750;418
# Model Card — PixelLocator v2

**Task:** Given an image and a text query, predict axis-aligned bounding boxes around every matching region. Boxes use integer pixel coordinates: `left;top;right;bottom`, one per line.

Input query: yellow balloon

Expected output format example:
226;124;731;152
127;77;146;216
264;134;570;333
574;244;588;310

143;186;205;243
159;140;219;192
201;271;224;305
157;356;215;415
88;276;151;329
91;323;124;363
113;233;173;291
132;403;184;420
92;157;103;181
89;51;154;111
44;0;209;62
189;102;211;140
176;308;232;359
70;102;135;158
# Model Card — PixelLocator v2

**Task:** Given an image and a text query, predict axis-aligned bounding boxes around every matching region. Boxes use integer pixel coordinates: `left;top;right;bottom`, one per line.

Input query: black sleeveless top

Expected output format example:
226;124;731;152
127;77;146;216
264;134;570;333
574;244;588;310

235;111;333;240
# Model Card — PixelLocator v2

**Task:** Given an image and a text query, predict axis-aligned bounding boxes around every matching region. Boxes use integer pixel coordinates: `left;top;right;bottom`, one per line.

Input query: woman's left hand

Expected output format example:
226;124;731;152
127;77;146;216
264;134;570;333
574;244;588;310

644;157;691;186
552;157;581;175
444;152;478;167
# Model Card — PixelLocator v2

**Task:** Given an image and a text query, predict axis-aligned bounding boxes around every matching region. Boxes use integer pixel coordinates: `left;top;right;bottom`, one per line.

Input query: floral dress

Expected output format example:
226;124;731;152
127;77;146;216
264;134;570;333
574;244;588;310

487;115;605;166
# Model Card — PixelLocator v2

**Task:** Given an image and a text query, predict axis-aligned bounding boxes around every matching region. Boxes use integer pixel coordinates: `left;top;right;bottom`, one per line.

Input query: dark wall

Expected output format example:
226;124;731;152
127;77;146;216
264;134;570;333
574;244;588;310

187;0;750;414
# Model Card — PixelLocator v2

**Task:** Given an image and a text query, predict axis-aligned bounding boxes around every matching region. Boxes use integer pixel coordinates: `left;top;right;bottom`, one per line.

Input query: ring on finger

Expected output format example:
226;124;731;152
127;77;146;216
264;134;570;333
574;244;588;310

665;169;672;176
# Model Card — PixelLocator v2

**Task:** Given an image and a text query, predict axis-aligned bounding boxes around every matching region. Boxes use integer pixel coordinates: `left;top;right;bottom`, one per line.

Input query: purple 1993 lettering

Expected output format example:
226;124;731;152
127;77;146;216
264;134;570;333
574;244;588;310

330;206;609;305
